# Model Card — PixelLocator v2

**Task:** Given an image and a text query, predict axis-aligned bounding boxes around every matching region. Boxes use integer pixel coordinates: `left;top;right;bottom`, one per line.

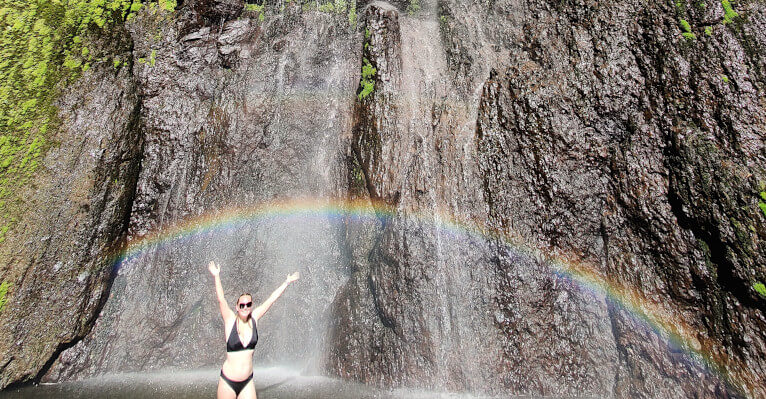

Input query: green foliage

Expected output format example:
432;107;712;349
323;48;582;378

0;281;11;313
758;191;766;217
704;26;713;35
722;74;730;83
406;0;420;15
679;19;697;40
245;3;264;13
348;0;356;29
304;0;356;28
357;57;376;100
244;3;262;11
150;49;157;66
0;0;142;242
674;0;685;13
159;0;176;12
244;2;265;21
721;0;738;24
680;19;692;32
754;282;766;298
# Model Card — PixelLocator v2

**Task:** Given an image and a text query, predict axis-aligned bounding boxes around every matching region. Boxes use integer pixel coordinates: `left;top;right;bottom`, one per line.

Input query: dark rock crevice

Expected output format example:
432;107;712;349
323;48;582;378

667;185;763;312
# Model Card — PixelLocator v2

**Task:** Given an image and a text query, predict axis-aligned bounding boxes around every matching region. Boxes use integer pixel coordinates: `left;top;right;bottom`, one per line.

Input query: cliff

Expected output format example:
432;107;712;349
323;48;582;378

0;0;764;397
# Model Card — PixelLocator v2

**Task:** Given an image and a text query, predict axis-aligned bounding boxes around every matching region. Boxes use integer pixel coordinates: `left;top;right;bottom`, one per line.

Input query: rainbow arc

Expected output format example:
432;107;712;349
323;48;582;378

111;196;749;395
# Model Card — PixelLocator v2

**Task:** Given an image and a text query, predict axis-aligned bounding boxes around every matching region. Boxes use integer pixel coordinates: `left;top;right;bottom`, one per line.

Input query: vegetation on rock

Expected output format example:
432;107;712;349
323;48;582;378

722;0;739;24
358;58;376;100
244;2;265;21
407;0;420;15
0;0;153;243
754;282;766;298
679;19;696;40
0;281;10;313
158;0;175;12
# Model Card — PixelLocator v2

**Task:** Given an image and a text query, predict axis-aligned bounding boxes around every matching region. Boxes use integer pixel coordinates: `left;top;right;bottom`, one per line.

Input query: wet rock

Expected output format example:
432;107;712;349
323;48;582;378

191;0;244;21
332;2;619;396
47;2;360;381
1;0;765;397
0;32;142;389
469;0;766;396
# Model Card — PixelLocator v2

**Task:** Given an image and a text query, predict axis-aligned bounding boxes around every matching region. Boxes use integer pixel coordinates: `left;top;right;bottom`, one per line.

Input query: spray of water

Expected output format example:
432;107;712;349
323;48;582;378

104;196;749;393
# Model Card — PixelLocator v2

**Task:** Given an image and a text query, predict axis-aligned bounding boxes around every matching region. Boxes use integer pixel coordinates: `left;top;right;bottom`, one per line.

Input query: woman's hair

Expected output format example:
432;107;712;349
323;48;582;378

236;293;253;320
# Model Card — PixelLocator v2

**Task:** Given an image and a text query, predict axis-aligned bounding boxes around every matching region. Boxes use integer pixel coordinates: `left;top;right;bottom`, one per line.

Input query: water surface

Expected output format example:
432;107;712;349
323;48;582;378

0;368;512;399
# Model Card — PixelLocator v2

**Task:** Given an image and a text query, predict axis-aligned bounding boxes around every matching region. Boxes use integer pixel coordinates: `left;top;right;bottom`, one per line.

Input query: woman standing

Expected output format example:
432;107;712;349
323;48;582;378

208;261;300;399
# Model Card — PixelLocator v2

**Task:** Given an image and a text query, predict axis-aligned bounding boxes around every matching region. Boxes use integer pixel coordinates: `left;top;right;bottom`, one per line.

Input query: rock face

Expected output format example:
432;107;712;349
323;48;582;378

333;0;766;396
46;0;360;380
0;32;142;388
1;0;765;397
470;0;766;395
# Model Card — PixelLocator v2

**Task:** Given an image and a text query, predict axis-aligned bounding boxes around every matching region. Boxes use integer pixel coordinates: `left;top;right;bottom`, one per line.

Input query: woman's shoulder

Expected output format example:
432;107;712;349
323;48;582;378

223;315;236;330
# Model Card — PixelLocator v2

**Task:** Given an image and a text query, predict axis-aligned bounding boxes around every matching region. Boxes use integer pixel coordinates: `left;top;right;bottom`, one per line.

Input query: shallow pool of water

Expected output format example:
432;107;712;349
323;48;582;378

0;368;510;399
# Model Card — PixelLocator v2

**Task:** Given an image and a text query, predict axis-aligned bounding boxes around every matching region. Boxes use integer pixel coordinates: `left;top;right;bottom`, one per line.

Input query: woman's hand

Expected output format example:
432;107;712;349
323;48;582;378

286;272;300;283
208;261;220;277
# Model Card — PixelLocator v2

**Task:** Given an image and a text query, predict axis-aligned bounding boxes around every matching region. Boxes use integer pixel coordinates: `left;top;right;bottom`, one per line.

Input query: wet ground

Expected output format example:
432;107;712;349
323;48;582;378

0;368;509;399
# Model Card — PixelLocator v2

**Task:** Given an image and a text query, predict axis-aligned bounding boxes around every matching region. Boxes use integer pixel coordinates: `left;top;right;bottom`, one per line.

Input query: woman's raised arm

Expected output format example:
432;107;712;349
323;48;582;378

253;272;300;321
208;261;234;322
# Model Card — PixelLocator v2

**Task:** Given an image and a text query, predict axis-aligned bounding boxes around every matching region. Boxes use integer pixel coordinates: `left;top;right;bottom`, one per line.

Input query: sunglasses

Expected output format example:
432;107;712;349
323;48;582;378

238;302;253;309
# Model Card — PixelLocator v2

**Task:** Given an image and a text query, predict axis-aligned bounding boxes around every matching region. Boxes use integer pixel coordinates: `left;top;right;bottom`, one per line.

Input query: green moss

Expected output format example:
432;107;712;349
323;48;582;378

150;49;156;67
245;2;265;20
0;281;11;313
758;191;766;217
705;26;713;35
348;0;357;29
300;0;356;28
722;75;729;83
159;0;176;12
318;2;335;12
697;238;716;275
679;19;697;40
357;58;376;101
721;0;738;24
0;0;141;242
674;0;686;13
680;19;692;32
406;0;420;15
754;282;766;298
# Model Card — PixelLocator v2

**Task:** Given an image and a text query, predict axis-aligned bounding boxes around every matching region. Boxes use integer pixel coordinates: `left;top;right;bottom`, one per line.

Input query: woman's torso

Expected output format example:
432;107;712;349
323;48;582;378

221;317;257;380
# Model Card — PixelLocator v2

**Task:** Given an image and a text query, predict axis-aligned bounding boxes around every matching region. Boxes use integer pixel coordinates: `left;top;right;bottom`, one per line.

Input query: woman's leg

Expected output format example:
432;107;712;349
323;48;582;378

217;376;238;399
238;378;257;399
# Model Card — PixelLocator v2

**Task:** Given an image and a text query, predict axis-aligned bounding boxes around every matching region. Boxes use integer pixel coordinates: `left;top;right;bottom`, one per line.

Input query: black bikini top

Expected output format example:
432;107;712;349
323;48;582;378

226;318;258;352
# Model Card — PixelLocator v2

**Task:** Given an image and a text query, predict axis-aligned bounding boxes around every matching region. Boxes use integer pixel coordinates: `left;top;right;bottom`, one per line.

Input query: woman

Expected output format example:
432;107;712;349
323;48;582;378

208;260;300;399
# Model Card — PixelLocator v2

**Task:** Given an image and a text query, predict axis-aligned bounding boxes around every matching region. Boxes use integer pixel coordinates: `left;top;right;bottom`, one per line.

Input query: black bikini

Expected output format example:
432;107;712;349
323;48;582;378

226;318;258;352
221;318;258;396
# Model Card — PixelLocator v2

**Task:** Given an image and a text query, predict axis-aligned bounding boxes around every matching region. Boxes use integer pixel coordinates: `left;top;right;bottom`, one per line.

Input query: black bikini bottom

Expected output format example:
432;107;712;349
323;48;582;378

220;370;253;396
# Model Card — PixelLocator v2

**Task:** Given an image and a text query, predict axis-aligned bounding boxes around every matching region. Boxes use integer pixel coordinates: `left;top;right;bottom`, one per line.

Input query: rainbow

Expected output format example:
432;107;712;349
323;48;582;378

112;196;751;396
